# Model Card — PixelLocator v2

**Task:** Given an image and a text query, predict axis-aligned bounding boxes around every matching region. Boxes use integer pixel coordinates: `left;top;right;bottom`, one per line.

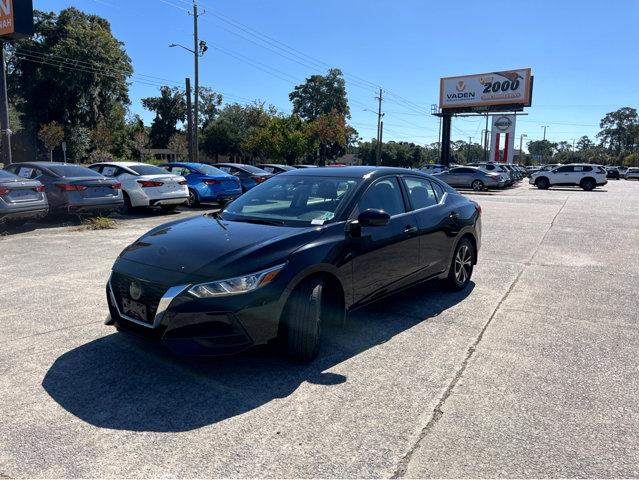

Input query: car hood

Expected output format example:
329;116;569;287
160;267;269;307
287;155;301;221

117;214;322;280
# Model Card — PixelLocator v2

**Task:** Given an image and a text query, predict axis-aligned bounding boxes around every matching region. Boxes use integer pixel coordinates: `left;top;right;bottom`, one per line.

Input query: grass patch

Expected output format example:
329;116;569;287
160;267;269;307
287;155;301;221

82;216;117;230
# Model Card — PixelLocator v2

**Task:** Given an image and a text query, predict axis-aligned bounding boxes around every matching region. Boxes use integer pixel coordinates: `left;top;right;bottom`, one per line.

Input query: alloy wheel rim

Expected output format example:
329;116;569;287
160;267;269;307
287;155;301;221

188;191;195;206
473;181;483;191
454;245;472;284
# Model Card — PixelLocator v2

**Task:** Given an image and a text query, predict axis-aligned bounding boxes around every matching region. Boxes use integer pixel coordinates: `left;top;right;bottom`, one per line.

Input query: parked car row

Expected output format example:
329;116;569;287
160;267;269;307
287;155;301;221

0;161;323;228
424;163;528;191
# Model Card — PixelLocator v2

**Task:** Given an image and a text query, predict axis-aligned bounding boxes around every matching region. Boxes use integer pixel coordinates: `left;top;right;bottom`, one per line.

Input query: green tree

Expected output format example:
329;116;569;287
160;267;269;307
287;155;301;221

244;114;310;164
65;125;91;162
527;139;557;161
8;8;132;131
38;121;65;161
597;107;638;155
576;135;594;150
168;133;188;161
142;86;186;149
198;87;223;128
289;68;350;121
305;109;348;165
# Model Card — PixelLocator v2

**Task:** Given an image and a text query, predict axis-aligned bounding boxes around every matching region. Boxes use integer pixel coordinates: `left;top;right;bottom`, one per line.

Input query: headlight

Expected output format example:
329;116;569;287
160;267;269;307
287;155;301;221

188;263;287;298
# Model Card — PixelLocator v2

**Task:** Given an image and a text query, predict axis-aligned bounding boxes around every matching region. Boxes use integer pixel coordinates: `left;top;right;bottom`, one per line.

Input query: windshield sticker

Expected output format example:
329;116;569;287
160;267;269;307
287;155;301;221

311;218;325;225
18;168;33;178
102;166;117;177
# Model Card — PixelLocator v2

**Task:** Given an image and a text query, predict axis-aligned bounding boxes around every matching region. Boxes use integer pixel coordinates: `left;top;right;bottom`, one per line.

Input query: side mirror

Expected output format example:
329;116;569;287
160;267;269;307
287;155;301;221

357;209;391;227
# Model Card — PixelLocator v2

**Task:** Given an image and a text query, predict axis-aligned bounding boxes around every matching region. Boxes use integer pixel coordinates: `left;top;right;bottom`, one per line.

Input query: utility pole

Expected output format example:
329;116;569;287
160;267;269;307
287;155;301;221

542;125;549;164
0;42;12;166
572;138;576;151
467;137;472;164
378;121;384;165
185;78;194;162
192;0;200;162
484;113;490;162
375;88;383;166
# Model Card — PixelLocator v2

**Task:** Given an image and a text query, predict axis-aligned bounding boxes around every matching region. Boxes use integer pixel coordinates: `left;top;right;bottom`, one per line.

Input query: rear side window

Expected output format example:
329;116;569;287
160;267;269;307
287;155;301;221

431;181;446;201
555;166;574;173
404;177;438;210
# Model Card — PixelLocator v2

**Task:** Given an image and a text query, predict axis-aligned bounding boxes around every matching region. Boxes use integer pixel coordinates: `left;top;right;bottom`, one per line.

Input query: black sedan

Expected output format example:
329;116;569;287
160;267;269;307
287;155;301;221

106;167;481;361
257;164;296;175
4;162;123;216
212;163;274;192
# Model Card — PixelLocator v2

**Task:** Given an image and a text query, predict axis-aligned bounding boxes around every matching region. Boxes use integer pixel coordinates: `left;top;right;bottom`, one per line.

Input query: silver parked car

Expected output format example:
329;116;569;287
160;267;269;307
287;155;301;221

4;162;124;216
0;169;49;227
435;166;505;191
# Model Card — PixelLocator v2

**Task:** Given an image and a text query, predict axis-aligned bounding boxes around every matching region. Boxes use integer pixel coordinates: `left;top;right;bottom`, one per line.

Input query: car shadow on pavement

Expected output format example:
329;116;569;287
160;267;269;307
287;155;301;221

42;281;474;433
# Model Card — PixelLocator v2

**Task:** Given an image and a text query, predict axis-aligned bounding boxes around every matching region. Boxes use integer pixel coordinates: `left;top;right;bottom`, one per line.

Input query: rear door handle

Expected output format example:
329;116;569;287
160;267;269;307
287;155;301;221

404;225;418;234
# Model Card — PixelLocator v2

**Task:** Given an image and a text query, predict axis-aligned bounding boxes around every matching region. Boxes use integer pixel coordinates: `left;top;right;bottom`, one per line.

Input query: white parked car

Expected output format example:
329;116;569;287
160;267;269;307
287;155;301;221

419;164;448;175
89;162;189;212
626;167;639;180
529;163;608;191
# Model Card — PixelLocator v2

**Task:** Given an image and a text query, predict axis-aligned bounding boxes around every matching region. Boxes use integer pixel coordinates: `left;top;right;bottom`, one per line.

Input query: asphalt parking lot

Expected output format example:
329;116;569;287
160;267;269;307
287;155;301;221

1;180;638;478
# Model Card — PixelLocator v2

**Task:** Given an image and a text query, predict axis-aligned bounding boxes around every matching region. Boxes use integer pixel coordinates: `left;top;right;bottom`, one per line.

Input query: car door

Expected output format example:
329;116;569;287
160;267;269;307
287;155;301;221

552;165;574;185
442;168;462;186
401;176;452;278
349;176;420;304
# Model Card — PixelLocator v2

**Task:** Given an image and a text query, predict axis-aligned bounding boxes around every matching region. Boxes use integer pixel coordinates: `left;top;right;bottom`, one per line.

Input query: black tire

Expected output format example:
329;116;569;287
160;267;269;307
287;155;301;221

5;218;28;227
445;237;475;291
120;192;133;214
186;189;199;207
160;204;178;212
471;179;485;191
284;278;323;362
581;178;595;191
535;177;550;190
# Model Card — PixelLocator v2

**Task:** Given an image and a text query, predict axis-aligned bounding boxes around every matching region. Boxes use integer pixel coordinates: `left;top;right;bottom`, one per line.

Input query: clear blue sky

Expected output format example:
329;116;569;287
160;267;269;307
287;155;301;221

34;0;639;148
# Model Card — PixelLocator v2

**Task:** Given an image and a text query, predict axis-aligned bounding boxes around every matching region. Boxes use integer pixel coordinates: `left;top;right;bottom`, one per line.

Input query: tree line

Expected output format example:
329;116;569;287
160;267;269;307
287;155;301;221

5;7;638;167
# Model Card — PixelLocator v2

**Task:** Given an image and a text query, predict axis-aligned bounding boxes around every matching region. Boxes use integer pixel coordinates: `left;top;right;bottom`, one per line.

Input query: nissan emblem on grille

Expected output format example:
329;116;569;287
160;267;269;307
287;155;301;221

129;281;143;300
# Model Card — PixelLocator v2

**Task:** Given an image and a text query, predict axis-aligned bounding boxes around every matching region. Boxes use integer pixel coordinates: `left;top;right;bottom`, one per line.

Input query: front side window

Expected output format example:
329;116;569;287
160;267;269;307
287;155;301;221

222;175;360;226
354;177;406;217
404;177;438;210
555;166;574;173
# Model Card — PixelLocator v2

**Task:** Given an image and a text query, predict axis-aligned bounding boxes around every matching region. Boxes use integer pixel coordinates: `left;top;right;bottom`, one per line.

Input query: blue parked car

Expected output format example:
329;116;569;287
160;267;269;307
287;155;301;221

159;162;242;207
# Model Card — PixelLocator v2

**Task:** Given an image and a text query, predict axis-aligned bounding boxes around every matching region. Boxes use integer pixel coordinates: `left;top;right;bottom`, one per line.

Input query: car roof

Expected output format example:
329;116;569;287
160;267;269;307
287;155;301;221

158;162;212;168
12;161;76;167
91;161;149;167
279;166;430;179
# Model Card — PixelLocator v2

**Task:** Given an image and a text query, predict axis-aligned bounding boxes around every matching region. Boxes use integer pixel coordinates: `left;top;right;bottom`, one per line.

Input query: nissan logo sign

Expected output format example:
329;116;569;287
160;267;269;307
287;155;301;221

494;116;513;131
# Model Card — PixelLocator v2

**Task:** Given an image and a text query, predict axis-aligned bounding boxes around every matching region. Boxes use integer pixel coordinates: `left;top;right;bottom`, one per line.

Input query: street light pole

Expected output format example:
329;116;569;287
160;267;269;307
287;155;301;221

0;42;12;166
375;88;383;166
467;137;472;164
192;0;200;162
519;133;527;160
542;125;549;164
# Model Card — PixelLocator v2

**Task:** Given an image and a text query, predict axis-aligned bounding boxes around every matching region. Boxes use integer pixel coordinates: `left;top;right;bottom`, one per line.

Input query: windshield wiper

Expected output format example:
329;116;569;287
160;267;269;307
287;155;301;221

235;217;285;226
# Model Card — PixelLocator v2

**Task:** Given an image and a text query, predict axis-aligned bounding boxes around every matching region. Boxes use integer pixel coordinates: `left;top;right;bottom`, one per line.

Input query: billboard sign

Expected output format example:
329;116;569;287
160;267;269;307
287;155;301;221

0;0;34;40
440;68;532;110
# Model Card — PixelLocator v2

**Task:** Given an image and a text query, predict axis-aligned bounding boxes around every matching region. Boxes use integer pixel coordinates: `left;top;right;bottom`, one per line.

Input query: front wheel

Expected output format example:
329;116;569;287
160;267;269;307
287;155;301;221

471;180;485;191
535;177;550;190
283;278;323;362
581;178;595;191
445;238;475;290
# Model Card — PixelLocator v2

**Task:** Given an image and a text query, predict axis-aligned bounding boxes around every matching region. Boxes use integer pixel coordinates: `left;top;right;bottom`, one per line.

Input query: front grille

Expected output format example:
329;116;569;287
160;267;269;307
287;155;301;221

110;272;168;325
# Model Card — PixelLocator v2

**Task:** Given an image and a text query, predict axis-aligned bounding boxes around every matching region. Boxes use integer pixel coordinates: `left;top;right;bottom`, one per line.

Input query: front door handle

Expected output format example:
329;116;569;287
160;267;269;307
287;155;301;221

449;211;459;219
404;225;418;234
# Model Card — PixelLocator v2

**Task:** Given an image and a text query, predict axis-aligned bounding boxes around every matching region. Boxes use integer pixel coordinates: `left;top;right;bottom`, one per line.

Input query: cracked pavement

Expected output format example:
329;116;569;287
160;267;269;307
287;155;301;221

1;181;638;478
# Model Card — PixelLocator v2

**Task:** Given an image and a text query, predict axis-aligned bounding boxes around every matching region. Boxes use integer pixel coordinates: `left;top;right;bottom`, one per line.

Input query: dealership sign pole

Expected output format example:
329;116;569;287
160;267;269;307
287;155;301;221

436;68;533;166
0;0;34;166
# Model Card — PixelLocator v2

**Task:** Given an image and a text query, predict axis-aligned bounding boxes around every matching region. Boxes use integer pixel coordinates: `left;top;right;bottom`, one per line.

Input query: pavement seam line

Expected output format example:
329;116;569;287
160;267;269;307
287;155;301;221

390;266;525;479
390;197;567;479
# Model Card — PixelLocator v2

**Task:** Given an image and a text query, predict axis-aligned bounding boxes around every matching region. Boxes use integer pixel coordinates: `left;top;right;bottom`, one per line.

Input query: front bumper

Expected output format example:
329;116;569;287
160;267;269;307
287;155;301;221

106;271;284;356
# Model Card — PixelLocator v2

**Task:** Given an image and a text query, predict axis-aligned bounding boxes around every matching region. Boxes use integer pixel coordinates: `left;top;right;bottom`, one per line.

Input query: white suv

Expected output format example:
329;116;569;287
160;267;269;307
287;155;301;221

529;163;607;191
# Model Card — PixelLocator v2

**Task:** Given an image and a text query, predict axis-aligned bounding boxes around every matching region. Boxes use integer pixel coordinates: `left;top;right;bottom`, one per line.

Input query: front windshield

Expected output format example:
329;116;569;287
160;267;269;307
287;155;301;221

221;175;360;226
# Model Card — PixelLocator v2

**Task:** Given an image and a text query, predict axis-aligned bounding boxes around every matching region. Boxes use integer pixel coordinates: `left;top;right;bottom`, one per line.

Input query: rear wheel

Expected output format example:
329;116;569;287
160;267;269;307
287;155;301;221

445;237;475;290
535;177;550;190
283;278;323;362
471;180;485;191
581;178;595;191
186;188;199;207
120;192;133;214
